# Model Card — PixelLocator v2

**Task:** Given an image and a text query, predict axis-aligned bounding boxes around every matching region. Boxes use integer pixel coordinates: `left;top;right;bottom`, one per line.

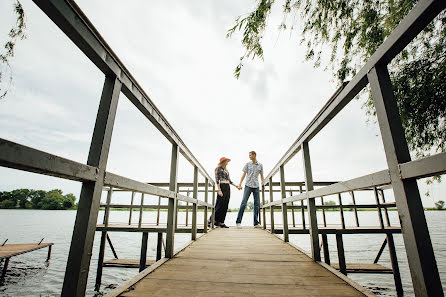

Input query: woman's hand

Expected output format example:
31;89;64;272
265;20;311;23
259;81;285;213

237;185;242;190
218;190;223;197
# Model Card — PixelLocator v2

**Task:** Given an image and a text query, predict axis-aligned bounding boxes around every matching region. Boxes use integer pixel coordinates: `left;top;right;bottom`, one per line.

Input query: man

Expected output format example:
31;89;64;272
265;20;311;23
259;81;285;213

236;151;264;228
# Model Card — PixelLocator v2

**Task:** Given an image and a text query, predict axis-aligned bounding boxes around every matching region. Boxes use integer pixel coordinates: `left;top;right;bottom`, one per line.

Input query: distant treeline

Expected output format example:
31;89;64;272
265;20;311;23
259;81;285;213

0;189;77;210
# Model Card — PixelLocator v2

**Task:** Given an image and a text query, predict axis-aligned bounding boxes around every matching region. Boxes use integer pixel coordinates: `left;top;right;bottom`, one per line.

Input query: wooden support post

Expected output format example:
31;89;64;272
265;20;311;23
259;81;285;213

166;143;178;258
321;234;330;265
302;141;320;261
128;191;135;225
338;193;345;229
185;200;189;226
192;166;198;240
336;233;346;275
1;258;9;279
379;189;391;227
350;191;360;227
269;177;275;233
204;178;209;233
387;233;403;296
138;193;144;228
369;65;442;296
47;245;52;261
374;238;388;264
374;187;385;229
280;165;289;242
96;187;113;292
262;186;267;229
211;185;216;229
299;185;306;229
62;76;121;297
321;197;327;227
156;232;163;261
290;190;296;228
156;196;161;225
139;232;148;272
95;232;107;292
106;234;118;259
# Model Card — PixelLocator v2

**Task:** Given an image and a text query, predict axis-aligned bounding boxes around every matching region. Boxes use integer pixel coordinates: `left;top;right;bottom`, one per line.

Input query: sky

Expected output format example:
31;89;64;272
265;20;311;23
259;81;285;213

0;0;444;209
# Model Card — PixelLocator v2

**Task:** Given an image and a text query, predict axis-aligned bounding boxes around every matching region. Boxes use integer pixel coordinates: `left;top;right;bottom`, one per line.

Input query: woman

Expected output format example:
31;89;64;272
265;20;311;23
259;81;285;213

208;157;240;228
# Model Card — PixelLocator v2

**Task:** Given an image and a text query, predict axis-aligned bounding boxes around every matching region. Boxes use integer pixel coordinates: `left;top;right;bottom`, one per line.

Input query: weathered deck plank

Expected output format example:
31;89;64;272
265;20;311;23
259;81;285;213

110;228;373;297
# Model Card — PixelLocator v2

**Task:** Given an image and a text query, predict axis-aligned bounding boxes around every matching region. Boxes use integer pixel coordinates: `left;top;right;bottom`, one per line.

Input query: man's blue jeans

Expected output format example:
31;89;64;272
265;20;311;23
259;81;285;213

236;186;260;225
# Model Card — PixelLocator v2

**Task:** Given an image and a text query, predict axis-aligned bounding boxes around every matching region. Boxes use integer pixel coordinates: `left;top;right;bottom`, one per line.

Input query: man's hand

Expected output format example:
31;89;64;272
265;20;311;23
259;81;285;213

237;185;242;190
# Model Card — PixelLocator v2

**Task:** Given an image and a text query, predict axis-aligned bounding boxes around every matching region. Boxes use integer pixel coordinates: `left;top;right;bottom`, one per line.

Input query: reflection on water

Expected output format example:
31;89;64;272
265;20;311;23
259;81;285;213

0;209;445;296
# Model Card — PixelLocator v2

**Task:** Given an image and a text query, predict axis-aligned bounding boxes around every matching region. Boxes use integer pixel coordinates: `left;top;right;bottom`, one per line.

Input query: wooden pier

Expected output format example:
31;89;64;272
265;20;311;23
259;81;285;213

106;228;373;297
0;242;53;279
1;0;445;296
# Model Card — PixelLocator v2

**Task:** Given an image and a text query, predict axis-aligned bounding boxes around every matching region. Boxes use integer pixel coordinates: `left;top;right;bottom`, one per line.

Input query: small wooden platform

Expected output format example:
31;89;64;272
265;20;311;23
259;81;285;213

107;228;373;296
0;243;53;278
331;263;392;274
103;259;155;268
0;243;53;259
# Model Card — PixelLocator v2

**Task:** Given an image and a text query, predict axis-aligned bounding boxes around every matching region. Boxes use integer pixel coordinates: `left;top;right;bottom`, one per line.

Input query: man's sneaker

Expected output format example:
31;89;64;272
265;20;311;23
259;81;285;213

254;224;262;228
236;223;241;228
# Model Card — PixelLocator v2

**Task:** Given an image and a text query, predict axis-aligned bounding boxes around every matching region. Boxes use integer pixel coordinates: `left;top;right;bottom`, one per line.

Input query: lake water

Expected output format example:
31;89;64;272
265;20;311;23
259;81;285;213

1;209;445;296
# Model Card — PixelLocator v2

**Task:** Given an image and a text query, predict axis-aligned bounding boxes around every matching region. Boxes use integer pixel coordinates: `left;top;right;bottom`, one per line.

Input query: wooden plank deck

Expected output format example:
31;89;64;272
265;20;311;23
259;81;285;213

107;228;374;297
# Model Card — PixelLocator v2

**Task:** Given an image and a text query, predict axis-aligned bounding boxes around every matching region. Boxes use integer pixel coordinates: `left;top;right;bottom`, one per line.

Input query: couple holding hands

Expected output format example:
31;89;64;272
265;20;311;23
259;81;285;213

208;151;264;228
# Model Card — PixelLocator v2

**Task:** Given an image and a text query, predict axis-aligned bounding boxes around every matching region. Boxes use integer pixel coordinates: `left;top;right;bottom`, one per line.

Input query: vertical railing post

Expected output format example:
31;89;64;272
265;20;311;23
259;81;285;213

279;166;289;242
203;178;209;233
290;190;296;228
165;143;178;258
368;64;442;297
321;197;327;227
269;177;275;233
300;185;306;229
138;193;144;228
128;191;135;225
192;166;198;240
95;187;113;291
321;233;330;265
387;233;403;296
336;233;346;275
261;185;267;229
139;232;148;272
350;191;360;227
302;141;320;261
211;185;216;228
62;75;121;297
379;189;391;227
156;232;163;261
374;187;385;229
338;193;345;229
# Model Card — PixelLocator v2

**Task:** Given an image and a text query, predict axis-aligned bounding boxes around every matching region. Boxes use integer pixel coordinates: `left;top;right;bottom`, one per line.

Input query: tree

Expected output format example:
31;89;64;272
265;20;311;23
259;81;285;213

39;189;64;210
1;199;16;209
435;200;445;210
247;201;255;210
29;190;47;209
10;188;30;208
63;193;76;209
228;0;445;163
0;0;26;99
